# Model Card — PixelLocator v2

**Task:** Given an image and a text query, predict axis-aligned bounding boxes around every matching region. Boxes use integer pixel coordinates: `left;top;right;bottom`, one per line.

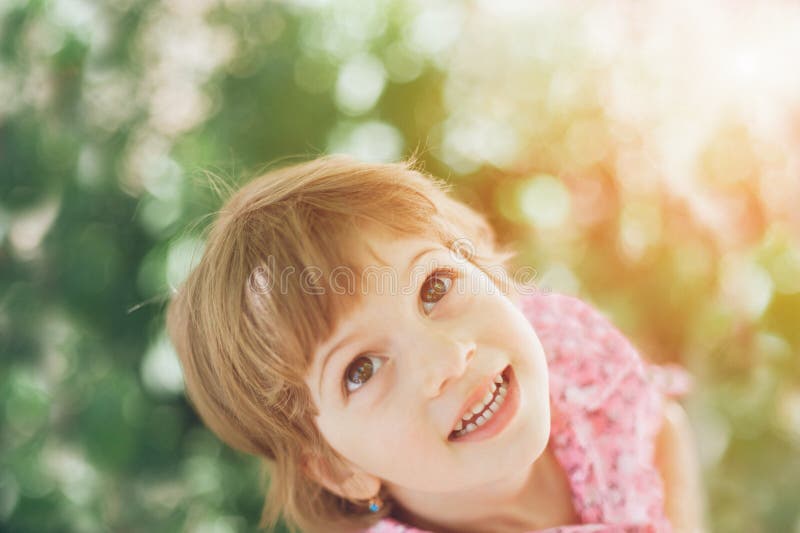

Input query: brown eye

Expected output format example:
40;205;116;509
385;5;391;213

420;269;455;313
344;355;383;394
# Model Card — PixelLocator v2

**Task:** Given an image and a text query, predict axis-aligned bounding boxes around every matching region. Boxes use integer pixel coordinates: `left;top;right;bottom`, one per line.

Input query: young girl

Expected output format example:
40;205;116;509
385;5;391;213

166;155;706;533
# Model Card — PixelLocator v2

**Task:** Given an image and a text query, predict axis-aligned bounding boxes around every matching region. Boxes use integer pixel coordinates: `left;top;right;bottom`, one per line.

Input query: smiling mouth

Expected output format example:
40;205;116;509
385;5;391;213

449;366;512;440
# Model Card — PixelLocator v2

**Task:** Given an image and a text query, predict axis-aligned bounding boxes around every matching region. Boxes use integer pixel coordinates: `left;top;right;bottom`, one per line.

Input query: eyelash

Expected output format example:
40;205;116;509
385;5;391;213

341;267;460;397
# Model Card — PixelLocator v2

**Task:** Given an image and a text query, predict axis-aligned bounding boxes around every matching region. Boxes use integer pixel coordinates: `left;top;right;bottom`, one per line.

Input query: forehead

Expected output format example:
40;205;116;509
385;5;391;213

329;228;444;322
306;230;445;367
355;227;440;268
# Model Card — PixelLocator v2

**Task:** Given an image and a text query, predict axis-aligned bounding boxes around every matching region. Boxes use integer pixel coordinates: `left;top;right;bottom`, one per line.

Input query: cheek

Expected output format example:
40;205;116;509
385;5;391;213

322;408;428;459
349;419;441;482
317;409;385;456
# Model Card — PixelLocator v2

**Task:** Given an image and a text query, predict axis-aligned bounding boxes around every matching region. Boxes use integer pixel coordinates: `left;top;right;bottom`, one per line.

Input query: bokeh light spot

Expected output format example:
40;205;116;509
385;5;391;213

403;3;464;60
5;369;50;439
166;237;205;290
327;120;404;162
9;198;60;260
335;53;386;115
719;255;774;320
141;333;184;396
383;41;424;83
518;174;571;228
539;263;581;295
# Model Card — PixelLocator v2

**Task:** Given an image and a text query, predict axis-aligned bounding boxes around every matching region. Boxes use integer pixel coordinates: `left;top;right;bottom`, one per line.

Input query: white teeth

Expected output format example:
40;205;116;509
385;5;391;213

451;371;511;436
452;407;497;437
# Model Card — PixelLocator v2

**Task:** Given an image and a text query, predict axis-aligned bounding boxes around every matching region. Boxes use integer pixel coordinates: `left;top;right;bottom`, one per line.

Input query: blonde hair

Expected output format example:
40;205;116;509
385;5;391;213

166;155;517;533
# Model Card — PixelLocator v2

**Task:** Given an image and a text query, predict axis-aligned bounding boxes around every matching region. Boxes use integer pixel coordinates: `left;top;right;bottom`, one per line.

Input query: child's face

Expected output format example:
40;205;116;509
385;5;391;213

305;229;551;495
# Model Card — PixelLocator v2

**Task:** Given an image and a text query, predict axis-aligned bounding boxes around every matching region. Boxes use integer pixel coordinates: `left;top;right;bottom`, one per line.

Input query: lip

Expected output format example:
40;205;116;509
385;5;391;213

448;365;518;443
448;365;510;437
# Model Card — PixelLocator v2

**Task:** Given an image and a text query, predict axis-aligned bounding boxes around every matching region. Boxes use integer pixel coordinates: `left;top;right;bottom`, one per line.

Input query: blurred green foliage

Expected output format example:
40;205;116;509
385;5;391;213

1;1;799;532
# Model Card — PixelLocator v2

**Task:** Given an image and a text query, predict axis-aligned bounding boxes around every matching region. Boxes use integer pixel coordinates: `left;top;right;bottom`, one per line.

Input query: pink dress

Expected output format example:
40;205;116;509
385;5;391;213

366;292;692;533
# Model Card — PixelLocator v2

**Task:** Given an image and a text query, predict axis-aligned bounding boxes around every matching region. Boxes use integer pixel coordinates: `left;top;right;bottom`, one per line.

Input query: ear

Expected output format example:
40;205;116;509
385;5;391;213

302;453;381;500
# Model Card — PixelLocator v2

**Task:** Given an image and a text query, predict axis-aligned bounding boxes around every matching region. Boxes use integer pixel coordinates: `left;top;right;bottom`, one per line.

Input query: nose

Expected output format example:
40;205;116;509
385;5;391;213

416;333;476;397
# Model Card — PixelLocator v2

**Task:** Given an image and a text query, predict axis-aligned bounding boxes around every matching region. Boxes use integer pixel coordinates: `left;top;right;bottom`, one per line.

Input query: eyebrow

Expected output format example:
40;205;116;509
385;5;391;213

317;245;440;397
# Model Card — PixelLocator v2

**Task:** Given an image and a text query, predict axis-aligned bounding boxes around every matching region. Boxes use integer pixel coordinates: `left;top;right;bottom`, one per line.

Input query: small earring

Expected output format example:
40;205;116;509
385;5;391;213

367;495;383;513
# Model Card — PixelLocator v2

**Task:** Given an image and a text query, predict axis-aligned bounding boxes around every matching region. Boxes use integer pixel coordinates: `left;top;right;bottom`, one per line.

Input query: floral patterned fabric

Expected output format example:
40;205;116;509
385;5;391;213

365;292;691;533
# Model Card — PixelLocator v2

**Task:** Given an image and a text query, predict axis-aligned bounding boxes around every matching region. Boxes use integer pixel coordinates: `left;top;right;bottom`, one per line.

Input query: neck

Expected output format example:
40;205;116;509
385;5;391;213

384;444;575;533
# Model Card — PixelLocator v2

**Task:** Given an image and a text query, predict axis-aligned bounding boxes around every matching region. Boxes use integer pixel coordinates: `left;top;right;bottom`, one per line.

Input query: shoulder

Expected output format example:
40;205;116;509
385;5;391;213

654;400;708;532
518;292;697;527
518;291;692;405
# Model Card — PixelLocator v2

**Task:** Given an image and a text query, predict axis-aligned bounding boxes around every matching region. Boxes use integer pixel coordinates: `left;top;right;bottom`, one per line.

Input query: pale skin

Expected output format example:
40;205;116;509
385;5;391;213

654;400;709;533
303;229;706;532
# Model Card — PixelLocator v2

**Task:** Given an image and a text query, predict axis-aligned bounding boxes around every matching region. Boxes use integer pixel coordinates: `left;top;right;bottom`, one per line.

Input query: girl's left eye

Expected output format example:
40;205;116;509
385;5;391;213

420;268;457;314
